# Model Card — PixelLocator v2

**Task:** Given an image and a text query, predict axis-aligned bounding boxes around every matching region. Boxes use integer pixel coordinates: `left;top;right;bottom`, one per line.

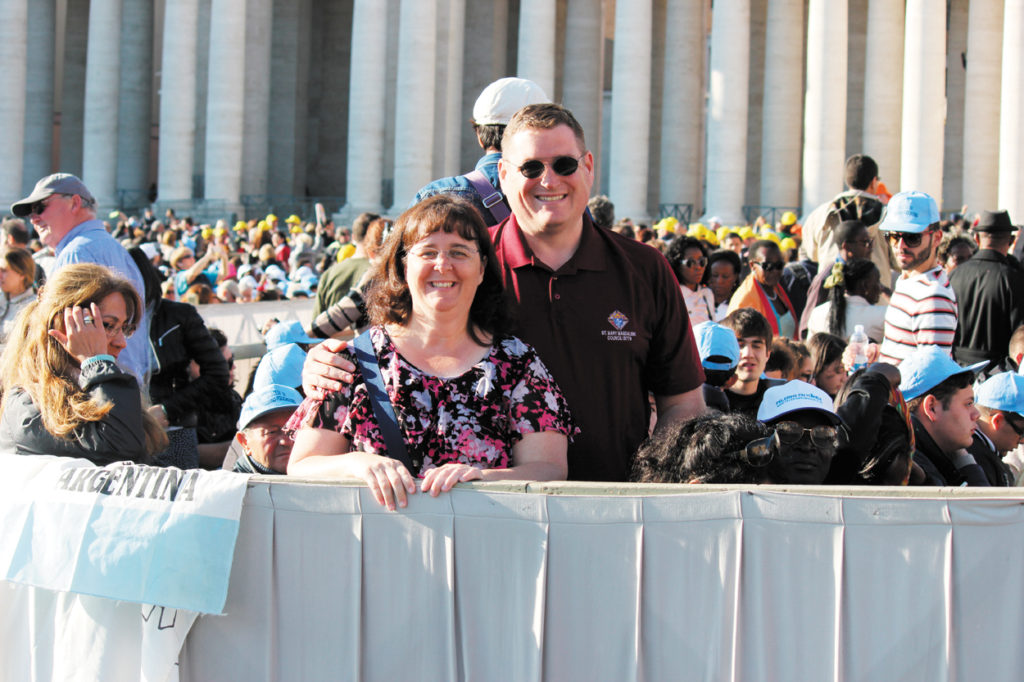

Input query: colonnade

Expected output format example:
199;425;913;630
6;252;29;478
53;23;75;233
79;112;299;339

1;0;1023;226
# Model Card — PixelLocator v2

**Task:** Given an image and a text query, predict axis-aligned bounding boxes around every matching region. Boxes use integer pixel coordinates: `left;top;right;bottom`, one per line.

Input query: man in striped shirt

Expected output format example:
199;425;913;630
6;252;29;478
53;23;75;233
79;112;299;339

877;191;957;365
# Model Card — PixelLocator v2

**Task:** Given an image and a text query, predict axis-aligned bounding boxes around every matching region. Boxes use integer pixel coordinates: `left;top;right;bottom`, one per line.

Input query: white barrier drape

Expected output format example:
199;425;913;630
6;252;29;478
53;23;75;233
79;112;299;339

167;482;1024;682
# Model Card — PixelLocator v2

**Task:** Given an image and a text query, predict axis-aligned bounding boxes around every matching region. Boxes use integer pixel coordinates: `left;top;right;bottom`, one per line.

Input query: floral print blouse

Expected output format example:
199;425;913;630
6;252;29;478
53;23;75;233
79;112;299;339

288;325;576;476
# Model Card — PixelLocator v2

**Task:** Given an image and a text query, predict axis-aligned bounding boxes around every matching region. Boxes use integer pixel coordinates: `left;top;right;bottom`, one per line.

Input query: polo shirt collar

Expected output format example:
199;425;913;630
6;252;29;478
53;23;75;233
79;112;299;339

55;218;104;258
497;212;606;274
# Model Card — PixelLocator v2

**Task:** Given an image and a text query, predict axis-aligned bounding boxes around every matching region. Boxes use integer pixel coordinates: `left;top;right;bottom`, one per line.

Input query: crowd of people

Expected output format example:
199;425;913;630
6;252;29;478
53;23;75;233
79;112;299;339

2;77;1023;507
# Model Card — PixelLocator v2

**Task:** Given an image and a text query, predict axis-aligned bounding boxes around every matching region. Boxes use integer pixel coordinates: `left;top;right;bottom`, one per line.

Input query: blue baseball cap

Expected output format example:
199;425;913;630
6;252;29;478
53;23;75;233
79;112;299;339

254;343;306;391
880;191;940;234
264;320;319;350
692;321;740;371
898;347;987;401
237;384;303;430
975;372;1024;417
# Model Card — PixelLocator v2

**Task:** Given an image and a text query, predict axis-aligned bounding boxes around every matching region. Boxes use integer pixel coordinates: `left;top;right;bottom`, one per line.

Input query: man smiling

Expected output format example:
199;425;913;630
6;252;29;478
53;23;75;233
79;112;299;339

490;103;706;481
878;191;958;365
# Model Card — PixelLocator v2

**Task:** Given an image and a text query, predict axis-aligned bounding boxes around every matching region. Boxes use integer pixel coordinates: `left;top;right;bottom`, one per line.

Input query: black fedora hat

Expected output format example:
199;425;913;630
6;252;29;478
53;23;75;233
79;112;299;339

974;210;1017;233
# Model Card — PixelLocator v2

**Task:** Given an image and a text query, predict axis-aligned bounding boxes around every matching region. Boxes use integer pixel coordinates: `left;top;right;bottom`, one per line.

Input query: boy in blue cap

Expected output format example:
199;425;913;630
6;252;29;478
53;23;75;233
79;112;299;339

969;372;1024;486
899;347;988;486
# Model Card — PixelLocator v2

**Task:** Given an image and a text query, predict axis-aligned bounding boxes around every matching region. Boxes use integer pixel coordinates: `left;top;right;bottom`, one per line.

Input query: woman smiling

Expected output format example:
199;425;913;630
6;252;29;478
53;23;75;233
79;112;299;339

288;196;575;509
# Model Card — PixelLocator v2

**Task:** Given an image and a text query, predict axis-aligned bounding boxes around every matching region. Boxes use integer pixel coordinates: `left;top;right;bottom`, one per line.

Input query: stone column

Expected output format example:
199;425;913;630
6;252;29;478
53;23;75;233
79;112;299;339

517;0;556;97
962;0;1003;211
704;0;750;223
241;0;272;199
609;0;652;221
205;0;246;208
435;0;466;178
59;0;90;177
157;0;199;202
801;0;847;216
563;0;604;184
862;0;903;188
117;0;153;207
82;0;123;210
1000;0;1024;221
760;0;803;209
0;0;28;206
23;0;56;194
658;0;703;212
900;0;946;204
389;0;437;213
343;0;388;216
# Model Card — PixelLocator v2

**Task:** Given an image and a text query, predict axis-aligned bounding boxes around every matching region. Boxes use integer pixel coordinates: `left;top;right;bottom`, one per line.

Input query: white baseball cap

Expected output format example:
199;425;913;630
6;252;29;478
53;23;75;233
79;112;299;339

757;380;843;425
472;77;550;126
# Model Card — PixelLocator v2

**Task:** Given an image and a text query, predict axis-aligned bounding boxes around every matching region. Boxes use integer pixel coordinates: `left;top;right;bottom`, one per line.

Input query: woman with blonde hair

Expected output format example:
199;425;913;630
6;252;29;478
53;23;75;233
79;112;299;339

0;263;167;463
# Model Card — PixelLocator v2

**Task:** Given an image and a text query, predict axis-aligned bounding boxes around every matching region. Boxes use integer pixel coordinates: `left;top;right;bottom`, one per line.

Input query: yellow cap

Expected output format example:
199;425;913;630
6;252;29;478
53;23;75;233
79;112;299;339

285;214;301;224
289;224;303;234
265;214;278;223
214;226;227;236
201;227;214;240
233;220;248;232
655;217;678;234
258;220;269;232
739;226;756;239
337;243;356;262
780;237;798;251
780;211;798;226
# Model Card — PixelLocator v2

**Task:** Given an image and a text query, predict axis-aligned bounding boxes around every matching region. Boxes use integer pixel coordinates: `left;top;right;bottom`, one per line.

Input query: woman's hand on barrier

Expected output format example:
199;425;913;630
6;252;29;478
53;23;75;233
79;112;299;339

345;451;417;511
421;463;483;497
302;339;357;399
49;303;109;364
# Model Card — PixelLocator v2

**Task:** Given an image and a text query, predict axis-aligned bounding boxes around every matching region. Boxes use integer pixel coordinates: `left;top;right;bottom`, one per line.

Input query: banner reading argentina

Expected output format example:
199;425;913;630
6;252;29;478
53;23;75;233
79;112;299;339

0;453;250;614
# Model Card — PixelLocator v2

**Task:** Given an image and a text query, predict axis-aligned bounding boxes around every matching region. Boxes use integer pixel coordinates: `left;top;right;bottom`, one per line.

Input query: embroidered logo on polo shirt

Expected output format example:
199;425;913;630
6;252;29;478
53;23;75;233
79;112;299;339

603;310;636;342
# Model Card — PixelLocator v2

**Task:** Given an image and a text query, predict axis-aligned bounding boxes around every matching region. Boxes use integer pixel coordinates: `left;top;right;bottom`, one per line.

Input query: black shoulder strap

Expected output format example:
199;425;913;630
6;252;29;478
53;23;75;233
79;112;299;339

464;169;510;224
351;332;414;471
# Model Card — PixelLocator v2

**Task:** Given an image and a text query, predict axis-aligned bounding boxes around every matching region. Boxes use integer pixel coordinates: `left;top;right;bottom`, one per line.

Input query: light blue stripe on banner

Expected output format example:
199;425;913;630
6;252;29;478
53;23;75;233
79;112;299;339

70;504;240;614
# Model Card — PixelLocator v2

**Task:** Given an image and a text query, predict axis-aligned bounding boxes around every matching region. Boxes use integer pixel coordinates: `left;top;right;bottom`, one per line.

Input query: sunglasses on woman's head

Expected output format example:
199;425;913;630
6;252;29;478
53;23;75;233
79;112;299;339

513;154;585;179
886;231;926;248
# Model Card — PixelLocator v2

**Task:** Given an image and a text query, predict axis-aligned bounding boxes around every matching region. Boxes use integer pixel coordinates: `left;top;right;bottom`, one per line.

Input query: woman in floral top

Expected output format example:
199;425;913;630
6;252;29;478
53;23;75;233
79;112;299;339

288;196;575;510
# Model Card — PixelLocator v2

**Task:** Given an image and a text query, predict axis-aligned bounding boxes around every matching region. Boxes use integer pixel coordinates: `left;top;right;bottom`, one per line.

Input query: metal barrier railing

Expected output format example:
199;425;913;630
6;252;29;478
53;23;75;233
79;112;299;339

657;203;694;224
742;205;800;227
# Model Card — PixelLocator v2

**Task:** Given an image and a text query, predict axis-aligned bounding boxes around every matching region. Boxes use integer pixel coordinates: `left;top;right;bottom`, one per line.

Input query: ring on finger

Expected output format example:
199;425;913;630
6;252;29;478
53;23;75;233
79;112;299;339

82;315;94;325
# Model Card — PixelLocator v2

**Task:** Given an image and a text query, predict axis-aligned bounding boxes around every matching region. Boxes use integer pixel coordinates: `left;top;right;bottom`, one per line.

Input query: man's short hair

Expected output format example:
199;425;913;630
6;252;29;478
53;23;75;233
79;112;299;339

1010;325;1024;362
473;123;505;152
351;212;380;244
588;195;615;229
748;239;780;263
1;218;29;245
722;307;774;346
502;103;586;152
906;372;973;414
845;154;878;191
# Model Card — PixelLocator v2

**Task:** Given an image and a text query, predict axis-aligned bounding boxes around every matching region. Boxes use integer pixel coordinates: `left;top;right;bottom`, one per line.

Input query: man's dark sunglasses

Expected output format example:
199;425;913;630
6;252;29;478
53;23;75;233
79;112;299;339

29;198;54;216
887;231;926;248
753;260;785;272
514;154;585;179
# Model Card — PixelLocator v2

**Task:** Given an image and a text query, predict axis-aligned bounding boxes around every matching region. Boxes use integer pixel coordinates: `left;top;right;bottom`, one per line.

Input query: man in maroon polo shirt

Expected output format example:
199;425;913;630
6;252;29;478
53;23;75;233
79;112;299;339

490;103;705;480
301;105;705;482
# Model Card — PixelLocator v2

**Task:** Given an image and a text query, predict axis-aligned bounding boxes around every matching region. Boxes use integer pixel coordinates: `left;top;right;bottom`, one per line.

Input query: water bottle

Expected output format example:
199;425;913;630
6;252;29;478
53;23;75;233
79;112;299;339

848;324;868;374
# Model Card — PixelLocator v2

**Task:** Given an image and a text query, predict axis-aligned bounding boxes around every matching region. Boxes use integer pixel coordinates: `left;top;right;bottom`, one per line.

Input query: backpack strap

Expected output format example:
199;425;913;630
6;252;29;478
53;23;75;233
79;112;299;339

351;332;414;471
464;169;510;224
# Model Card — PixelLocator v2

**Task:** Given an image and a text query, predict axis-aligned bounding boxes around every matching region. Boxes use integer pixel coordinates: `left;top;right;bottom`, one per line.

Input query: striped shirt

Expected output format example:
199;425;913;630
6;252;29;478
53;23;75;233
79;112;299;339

879;266;958;365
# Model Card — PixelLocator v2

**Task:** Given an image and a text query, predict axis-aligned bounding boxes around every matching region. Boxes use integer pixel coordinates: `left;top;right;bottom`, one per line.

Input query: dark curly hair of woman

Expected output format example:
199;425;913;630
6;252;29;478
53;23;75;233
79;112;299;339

631;413;772;484
365;195;513;346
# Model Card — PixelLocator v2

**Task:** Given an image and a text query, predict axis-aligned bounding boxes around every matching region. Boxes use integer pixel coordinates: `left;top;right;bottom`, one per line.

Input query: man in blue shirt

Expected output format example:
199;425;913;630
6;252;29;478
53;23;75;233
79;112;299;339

411;77;548;224
12;173;150;386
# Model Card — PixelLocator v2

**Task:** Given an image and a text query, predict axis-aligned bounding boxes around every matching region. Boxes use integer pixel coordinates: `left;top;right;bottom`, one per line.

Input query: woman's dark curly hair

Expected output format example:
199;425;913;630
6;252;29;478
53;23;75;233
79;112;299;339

366;195;512;346
631;413;772;484
701;249;742;287
664;235;709;283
